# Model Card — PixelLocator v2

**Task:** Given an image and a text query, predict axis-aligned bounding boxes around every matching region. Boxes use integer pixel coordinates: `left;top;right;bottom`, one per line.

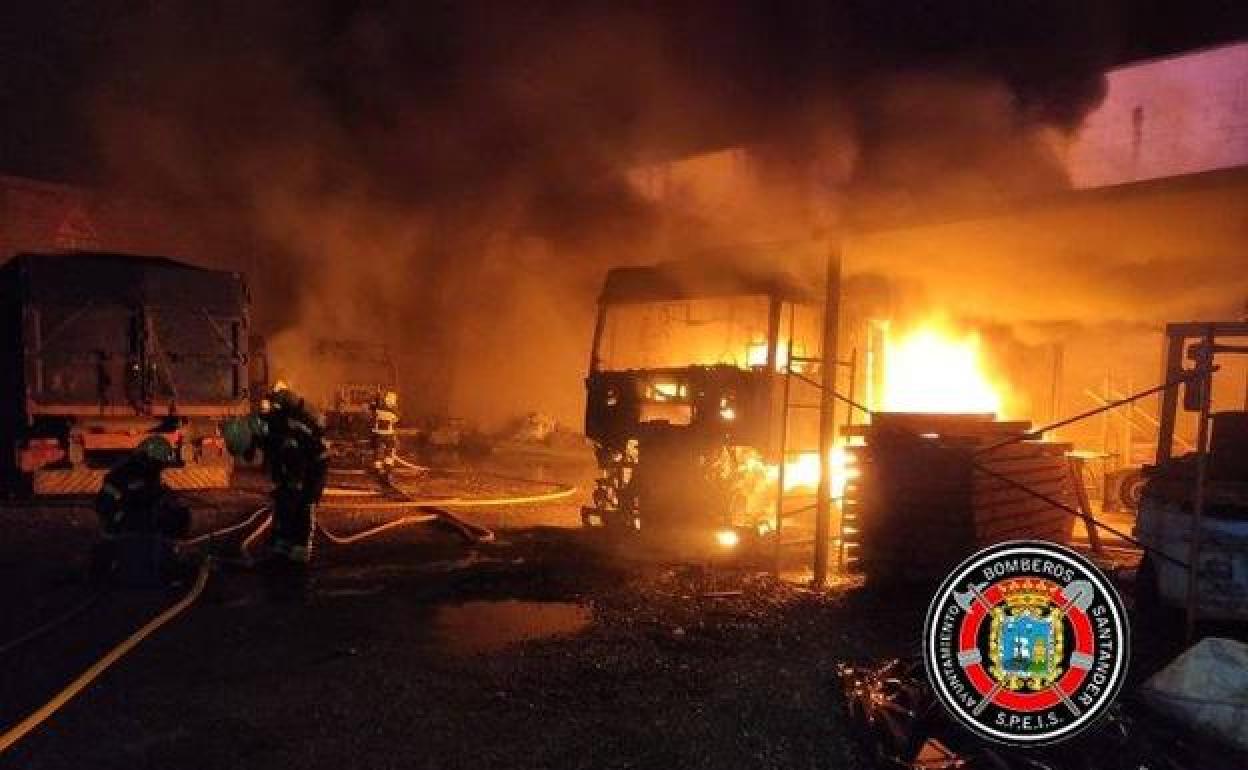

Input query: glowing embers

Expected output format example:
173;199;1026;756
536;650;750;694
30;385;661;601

746;339;812;373
743;444;860;500
784;444;860;499
747;339;791;370
881;321;1003;416
747;340;769;368
641;379;692;425
647;381;687;401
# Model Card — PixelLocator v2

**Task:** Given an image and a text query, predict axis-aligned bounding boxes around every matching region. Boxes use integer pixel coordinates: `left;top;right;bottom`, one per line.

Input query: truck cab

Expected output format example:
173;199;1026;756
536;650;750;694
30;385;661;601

583;260;822;552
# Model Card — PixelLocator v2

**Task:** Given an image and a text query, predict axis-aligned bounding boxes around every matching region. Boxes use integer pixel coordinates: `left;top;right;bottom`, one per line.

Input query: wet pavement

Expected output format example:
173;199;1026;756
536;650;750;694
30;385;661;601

0;457;1240;769
432;600;593;654
0;469;880;770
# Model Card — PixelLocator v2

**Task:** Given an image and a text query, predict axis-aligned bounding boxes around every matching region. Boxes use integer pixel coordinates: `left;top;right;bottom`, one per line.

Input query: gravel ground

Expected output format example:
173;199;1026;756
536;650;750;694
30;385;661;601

0;455;1240;770
0;458;906;770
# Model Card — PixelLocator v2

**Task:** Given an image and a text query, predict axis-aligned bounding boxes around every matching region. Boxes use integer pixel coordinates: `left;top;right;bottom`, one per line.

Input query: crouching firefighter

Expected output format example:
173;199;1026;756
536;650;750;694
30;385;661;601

223;385;329;566
370;389;400;482
92;435;192;584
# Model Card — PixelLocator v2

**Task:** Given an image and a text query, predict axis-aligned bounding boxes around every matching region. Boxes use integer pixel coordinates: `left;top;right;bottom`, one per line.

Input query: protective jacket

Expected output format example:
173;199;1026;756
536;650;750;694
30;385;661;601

95;456;190;539
370;395;400;478
261;398;329;563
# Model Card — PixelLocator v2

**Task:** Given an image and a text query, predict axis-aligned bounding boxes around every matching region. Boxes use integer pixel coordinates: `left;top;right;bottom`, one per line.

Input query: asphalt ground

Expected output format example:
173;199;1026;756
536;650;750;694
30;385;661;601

0;457;1241;769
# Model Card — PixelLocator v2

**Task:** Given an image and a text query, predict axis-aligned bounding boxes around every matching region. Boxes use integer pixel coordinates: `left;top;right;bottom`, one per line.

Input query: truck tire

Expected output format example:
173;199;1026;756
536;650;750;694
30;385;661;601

1119;470;1146;511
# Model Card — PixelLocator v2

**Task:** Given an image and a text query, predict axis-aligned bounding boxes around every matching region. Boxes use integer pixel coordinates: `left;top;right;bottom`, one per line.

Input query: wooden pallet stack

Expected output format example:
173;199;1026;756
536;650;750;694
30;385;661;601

846;413;1080;581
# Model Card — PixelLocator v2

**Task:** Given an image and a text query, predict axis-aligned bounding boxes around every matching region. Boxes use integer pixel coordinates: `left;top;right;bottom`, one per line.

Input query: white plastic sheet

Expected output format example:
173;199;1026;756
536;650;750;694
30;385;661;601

1140;637;1248;751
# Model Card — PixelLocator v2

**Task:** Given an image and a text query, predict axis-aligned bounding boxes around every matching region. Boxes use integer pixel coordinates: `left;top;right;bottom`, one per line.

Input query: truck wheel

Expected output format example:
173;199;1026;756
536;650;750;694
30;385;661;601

1119;471;1146;512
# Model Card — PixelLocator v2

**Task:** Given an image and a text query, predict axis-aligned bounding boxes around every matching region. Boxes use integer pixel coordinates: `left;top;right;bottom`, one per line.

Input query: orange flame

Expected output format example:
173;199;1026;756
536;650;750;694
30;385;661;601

782;445;858;498
881;322;1003;415
750;445;858;501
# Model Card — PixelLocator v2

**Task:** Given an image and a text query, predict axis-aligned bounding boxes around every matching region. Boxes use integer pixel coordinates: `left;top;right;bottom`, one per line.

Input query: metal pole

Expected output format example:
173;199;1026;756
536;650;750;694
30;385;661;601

813;246;842;588
1157;329;1185;464
976;374;1192;457
1185;326;1214;643
1123;376;1134;466
773;303;795;573
845;347;858;429
1101;371;1111;467
1049;342;1063;437
1242;300;1248;411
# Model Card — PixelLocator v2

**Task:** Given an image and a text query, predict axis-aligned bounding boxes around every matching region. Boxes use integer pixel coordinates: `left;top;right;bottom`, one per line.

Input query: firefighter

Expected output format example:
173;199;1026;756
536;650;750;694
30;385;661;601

223;383;329;566
92;435;191;582
370;389;400;481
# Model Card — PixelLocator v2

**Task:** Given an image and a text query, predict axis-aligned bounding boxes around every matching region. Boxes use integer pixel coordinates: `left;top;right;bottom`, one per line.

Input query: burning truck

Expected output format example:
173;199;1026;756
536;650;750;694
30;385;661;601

582;260;826;552
582;257;1094;571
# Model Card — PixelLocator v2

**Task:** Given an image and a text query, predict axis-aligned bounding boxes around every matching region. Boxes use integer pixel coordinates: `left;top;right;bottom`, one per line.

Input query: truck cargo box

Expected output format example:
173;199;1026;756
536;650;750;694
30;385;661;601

0;251;250;495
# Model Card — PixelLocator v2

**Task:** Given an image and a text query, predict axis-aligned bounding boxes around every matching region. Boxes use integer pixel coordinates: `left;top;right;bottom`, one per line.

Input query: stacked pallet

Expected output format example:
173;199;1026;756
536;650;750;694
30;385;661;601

848;413;1079;581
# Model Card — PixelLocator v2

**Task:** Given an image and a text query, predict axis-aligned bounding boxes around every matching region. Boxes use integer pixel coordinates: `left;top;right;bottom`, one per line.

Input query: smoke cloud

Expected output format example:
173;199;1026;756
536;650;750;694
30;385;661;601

83;1;1142;428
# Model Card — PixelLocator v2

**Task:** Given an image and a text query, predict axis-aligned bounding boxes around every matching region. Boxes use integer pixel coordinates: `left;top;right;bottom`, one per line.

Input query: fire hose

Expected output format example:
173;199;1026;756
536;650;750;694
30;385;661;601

0;558;212;755
0;501;275;753
241;510;273;558
0;504;271;662
242;483;561;553
233;503;491;552
316;462;577;543
320;486;577;509
0;468;571;753
180;505;271;547
0;502;427;755
316;513;442;545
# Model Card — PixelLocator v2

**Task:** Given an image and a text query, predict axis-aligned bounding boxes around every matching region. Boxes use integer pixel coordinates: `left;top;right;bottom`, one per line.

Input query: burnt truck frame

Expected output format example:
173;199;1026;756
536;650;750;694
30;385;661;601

314;339;400;467
583;260;822;551
0;252;250;496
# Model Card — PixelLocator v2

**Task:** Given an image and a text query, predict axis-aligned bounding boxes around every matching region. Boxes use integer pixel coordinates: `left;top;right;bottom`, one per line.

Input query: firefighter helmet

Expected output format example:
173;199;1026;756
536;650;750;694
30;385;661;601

137;435;178;466
221;415;267;456
268;382;301;414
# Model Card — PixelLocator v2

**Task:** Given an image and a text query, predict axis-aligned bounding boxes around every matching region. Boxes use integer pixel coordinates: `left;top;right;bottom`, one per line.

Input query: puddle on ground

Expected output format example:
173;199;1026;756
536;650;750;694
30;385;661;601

432;599;591;654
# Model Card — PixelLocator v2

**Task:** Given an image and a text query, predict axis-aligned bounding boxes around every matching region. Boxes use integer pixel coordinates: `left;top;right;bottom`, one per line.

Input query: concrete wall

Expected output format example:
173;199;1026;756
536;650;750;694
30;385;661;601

1066;42;1248;188
0;175;204;262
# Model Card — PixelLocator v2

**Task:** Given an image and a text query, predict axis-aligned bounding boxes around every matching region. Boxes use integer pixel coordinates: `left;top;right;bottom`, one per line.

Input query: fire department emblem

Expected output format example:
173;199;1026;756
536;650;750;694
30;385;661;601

922;541;1129;746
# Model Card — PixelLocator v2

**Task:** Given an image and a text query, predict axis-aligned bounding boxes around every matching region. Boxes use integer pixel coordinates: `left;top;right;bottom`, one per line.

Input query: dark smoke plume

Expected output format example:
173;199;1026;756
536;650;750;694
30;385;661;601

82;1;1131;425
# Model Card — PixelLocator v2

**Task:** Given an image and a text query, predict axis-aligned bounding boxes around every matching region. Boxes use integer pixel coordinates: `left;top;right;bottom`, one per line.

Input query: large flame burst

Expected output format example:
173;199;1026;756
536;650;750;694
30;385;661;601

747;445;858;501
882;322;1003;415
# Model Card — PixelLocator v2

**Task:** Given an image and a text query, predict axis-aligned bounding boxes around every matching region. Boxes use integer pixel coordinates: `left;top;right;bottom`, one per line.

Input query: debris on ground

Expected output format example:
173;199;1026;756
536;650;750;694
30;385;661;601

506;412;559;443
492;413;591;454
1140;637;1248;752
837;656;1248;770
